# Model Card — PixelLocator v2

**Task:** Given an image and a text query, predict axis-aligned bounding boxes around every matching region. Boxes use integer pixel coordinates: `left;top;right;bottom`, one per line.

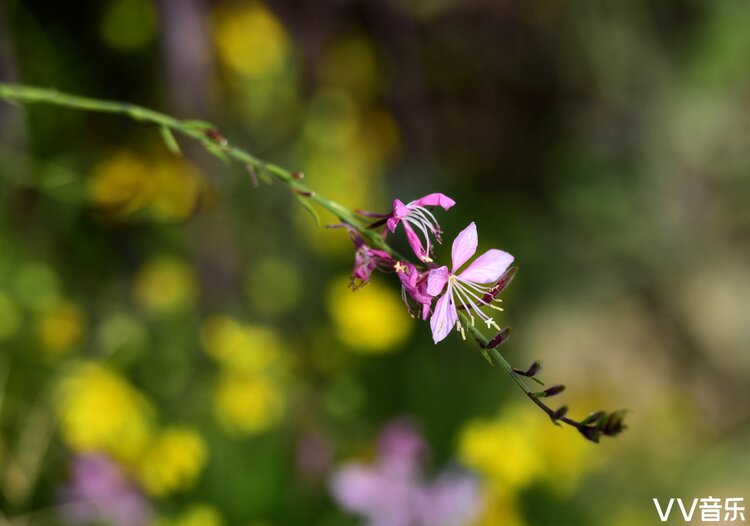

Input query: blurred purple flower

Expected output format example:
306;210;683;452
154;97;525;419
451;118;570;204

330;419;481;526
58;454;151;526
386;194;455;263
427;222;513;344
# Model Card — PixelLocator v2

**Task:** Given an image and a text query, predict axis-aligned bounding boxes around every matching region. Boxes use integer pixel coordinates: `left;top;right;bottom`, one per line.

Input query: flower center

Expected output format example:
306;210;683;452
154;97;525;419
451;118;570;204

448;275;503;332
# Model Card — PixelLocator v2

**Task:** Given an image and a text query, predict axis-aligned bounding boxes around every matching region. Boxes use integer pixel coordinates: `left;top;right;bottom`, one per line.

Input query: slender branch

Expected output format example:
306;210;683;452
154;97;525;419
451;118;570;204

0;83;626;442
461;312;626;442
0;83;407;260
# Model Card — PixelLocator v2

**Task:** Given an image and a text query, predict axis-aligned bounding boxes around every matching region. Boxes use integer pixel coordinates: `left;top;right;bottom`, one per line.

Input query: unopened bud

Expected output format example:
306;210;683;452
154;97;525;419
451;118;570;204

598;410;627;436
581;411;606;426
543;385;566;397
551;405;568;420
577;425;601;443
480;327;512;349
514;360;542;377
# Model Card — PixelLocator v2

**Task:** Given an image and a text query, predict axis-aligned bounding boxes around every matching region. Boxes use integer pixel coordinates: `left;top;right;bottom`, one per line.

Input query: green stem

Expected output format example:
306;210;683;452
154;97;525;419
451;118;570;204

0;83;407;259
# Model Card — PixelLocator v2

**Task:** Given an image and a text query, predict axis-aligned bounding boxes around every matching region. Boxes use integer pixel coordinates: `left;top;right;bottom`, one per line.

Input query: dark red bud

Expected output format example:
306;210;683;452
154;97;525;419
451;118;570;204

480;327;512;349
479;266;518;304
543;385;566;397
513;360;542;377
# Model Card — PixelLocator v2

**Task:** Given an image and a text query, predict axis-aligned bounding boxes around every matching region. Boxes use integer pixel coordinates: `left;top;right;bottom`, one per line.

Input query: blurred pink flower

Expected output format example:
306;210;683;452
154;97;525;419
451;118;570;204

349;230;395;289
330;419;481;526
58;454;151;526
386;194;455;263
427;222;513;344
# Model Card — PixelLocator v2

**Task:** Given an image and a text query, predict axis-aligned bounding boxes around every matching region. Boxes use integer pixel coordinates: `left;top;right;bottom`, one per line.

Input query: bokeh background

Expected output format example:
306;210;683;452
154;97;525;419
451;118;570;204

1;0;749;524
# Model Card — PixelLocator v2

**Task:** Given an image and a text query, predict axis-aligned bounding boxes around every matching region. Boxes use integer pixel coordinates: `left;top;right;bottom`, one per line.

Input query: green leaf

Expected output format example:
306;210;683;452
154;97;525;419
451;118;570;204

182;119;215;131
295;195;321;226
159;126;182;157
203;141;230;164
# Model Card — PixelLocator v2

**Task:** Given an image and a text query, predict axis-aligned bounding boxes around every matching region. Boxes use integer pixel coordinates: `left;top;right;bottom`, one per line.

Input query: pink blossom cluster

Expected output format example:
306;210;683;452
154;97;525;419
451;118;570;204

350;194;514;344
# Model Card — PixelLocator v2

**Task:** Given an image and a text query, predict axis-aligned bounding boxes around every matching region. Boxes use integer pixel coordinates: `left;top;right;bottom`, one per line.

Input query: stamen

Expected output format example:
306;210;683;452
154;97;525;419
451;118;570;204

456;321;466;340
408;207;439;233
451;279;495;328
408;205;440;229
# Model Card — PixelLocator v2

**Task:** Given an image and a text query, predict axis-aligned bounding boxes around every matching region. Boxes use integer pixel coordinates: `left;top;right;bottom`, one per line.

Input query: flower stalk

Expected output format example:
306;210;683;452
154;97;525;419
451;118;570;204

0;83;626;442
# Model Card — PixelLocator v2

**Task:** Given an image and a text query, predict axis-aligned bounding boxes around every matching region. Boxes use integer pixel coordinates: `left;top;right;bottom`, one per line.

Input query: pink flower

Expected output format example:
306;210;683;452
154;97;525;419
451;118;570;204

58;454;151;526
426;222;514;344
394;261;433;320
329;419;481;526
348;230;394;289
386;194;455;263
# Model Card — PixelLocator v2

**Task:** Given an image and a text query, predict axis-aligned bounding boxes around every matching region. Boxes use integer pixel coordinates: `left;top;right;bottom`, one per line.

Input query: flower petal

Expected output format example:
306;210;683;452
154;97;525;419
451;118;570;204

457;249;514;284
430;290;457;344
411;193;456;211
403;223;430;262
451;222;478;272
426;266;450;296
386;199;410;232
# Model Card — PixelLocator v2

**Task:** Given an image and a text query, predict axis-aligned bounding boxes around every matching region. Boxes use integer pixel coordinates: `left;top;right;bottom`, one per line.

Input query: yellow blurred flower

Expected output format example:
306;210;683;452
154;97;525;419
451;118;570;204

149;159;204;222
327;277;411;353
459;405;592;495
473;490;525;526
213;372;285;435
0;292;22;342
36;301;86;357
154;504;224;526
137;427;207;497
133;256;197;315
55;362;154;462
213;2;290;78
89;151;155;217
200;316;282;374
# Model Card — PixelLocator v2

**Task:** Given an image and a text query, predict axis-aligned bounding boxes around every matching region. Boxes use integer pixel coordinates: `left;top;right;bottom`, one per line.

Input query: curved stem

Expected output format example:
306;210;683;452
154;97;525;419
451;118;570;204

0;83;408;260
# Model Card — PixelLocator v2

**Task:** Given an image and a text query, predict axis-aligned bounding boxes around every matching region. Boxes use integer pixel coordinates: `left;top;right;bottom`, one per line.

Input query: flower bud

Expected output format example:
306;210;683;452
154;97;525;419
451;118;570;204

543;385;566;397
581;411;606;425
598;410;627;437
551;405;568;421
513;360;542;377
577;425;601;443
480;327;512;349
